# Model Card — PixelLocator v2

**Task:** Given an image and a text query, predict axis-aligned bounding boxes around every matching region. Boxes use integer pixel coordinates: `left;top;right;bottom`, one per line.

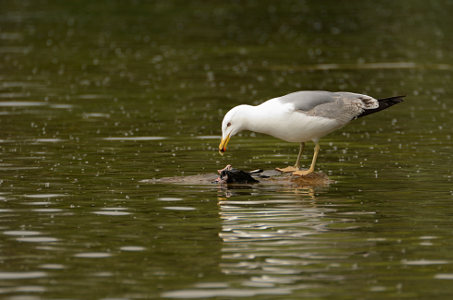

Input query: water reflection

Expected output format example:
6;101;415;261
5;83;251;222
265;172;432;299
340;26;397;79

218;193;331;284
163;187;364;298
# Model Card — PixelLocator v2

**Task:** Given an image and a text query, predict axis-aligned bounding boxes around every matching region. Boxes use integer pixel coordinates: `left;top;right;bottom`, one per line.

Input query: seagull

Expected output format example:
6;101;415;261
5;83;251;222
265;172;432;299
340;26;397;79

219;91;404;176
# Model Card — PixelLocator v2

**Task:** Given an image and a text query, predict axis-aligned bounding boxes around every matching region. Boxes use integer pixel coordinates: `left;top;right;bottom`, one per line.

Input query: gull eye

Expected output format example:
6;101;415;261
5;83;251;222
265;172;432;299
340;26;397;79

227;122;231;127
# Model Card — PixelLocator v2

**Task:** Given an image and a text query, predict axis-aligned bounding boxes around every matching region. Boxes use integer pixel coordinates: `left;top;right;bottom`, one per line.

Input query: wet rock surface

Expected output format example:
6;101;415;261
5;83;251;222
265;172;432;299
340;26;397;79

140;165;332;187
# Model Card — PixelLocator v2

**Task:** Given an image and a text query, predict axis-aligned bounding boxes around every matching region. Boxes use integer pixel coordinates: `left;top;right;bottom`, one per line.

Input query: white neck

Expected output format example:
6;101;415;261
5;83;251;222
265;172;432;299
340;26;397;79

237;104;271;135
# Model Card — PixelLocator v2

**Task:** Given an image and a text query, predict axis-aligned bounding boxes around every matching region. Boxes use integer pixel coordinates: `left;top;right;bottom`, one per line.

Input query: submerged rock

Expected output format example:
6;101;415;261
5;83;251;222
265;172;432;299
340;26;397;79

140;165;332;187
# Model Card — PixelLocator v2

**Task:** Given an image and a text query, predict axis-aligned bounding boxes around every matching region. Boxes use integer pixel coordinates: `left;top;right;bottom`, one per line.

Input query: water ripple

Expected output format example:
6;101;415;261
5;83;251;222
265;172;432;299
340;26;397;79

120;246;146;252
74;252;112;258
102;136;167;141
0;272;47;280
0;101;46;107
24;194;66;199
34;138;65;143
158;197;183;201
163;206;196;211
4;230;42;236
31;208;63;213
435;274;453;280
93;207;131;216
401;259;449;265
16;236;58;243
38;264;65;270
93;211;131;216
162;288;290;298
162;284;316;298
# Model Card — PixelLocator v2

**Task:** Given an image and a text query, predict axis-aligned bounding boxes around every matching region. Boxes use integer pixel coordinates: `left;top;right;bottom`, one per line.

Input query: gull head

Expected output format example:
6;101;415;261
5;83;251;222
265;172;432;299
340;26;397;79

219;105;250;155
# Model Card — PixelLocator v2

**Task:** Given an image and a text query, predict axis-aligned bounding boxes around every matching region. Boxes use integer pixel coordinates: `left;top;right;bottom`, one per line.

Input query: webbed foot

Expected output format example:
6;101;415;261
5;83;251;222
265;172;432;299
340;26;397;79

292;169;314;176
276;166;299;173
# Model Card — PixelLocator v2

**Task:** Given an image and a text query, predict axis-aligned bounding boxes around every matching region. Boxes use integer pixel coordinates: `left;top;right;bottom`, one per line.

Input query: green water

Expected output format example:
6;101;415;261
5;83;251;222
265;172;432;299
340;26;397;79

1;0;453;299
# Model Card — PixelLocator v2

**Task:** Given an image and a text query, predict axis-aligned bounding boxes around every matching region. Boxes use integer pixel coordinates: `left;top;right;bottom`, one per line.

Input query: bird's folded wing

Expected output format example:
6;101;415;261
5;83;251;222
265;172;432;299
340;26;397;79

277;90;338;111
278;90;377;123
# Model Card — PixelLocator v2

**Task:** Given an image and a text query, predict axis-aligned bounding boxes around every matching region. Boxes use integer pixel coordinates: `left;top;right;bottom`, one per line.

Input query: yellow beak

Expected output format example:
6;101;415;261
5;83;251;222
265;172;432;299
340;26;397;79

218;134;231;155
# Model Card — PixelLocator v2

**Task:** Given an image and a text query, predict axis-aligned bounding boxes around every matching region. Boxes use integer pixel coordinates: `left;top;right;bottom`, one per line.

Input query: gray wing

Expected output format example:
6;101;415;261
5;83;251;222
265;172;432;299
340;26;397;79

278;91;378;123
278;91;338;111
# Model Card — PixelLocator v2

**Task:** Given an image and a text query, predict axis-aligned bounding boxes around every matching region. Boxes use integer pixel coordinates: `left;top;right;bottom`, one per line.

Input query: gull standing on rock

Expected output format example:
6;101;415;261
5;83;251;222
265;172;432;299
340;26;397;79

219;91;404;176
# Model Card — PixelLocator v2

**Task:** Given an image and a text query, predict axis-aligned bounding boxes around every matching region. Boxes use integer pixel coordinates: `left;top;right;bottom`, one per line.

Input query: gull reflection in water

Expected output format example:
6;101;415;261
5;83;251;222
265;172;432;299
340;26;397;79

162;182;366;299
217;190;335;288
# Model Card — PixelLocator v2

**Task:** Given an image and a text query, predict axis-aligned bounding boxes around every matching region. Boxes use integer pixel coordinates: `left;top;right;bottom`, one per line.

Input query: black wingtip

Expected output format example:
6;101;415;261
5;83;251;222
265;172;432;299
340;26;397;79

380;95;405;103
356;95;405;119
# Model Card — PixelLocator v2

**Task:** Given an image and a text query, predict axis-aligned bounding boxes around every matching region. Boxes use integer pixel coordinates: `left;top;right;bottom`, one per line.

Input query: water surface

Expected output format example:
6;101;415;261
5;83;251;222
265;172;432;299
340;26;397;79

1;0;453;299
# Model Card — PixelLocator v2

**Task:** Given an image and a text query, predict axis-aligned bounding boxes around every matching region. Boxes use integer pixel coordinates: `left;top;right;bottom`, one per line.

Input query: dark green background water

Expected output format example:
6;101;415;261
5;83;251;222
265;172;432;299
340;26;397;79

1;0;453;299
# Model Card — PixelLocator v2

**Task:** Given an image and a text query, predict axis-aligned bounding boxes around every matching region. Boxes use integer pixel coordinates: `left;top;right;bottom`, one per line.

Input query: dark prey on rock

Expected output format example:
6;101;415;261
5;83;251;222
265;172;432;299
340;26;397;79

215;165;260;184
